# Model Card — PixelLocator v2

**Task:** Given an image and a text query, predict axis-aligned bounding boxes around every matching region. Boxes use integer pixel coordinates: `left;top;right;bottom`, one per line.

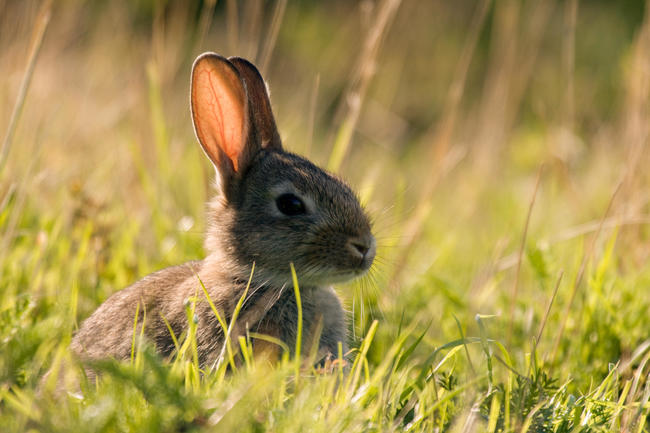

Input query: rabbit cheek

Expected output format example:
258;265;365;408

228;217;301;280
296;230;357;282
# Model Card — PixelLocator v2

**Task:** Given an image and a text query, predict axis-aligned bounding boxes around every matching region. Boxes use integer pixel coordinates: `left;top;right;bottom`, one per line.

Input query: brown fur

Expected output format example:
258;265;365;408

69;53;375;376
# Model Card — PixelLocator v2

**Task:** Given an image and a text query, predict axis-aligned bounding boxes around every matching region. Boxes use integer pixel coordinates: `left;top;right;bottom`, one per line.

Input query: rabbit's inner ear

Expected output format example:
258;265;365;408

191;53;249;173
228;57;282;151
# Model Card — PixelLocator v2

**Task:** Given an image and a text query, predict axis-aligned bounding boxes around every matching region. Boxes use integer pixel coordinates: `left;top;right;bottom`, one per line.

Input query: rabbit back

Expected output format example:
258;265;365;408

70;261;203;362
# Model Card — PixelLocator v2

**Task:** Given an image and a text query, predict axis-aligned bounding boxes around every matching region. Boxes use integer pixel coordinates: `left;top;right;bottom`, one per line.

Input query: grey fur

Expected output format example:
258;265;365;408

70;53;375;374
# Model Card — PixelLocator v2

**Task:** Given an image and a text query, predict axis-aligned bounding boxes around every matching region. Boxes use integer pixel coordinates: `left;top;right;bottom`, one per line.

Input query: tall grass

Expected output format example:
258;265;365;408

1;0;649;431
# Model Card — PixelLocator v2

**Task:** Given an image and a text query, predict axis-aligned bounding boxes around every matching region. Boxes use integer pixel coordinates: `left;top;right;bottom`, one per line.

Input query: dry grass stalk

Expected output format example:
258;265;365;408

562;0;578;133
197;0;218;50
507;164;544;344
226;0;239;53
259;0;288;75
550;180;623;362
473;0;555;172
496;214;650;271
388;0;492;287
0;0;52;174
327;0;402;173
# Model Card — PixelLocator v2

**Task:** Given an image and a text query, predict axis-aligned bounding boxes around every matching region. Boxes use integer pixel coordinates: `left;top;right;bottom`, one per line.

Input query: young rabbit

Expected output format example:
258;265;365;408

69;53;376;374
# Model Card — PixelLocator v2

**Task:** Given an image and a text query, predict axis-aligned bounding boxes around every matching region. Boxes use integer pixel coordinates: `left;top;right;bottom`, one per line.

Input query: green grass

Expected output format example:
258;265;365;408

2;1;650;432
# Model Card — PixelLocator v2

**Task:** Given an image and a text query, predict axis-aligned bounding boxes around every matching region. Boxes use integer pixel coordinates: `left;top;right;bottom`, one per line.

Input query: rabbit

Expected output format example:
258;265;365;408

68;53;376;378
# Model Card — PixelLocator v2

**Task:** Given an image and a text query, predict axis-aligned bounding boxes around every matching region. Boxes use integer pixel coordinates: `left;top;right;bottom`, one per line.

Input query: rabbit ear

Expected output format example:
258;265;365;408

191;53;250;196
228;57;282;151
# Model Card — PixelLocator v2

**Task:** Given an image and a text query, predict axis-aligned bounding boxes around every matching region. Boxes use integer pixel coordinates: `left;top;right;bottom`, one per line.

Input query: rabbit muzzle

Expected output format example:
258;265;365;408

346;233;376;273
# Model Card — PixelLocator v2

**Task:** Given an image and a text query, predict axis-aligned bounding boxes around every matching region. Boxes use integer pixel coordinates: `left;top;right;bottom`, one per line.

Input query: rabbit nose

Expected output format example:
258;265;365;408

352;242;369;256
347;234;376;264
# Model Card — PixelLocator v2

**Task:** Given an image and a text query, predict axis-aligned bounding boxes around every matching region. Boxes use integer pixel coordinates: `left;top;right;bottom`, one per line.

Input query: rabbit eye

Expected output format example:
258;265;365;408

276;193;306;216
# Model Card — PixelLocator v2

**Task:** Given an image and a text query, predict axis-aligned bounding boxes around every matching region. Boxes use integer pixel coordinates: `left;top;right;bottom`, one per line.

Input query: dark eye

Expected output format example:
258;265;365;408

276;193;306;216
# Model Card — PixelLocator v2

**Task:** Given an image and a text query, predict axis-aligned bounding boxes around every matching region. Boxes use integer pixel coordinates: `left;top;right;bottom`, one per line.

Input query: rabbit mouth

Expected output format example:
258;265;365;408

309;236;376;284
297;259;374;286
301;269;369;286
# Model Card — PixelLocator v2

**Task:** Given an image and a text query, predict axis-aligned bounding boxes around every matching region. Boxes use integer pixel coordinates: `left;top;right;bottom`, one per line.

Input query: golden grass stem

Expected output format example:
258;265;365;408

474;0;553;169
0;0;52;174
346;319;378;395
623;348;650;431
0;146;44;268
131;302;141;363
160;313;180;353
259;0;287;75
197;0;218;50
551;180;623;362
388;0;491;287
199;275;236;371
215;262;256;373
327;0;402;173
243;0;263;60
563;0;578;132
495;214;650;271
305;74;320;156
618;2;650;220
507;164;544;344
290;263;302;385
226;0;240;53
248;332;290;355
535;270;563;355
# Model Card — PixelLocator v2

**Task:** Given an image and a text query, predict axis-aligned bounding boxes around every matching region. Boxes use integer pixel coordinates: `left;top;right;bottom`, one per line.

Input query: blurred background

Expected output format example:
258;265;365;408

1;0;649;388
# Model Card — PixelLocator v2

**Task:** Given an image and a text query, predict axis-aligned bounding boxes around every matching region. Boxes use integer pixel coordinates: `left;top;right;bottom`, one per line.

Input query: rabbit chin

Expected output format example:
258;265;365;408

275;267;369;287
204;251;369;287
233;263;366;288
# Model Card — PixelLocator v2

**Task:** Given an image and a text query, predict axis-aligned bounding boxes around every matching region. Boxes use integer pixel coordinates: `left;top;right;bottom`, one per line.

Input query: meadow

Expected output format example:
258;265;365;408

1;0;650;431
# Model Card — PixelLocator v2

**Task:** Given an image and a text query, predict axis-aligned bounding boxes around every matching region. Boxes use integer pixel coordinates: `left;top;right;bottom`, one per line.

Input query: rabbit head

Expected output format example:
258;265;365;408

191;53;375;288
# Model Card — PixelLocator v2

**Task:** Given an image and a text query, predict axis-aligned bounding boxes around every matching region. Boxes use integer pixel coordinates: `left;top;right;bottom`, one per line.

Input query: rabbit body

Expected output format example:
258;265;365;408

70;54;375;372
71;259;346;369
